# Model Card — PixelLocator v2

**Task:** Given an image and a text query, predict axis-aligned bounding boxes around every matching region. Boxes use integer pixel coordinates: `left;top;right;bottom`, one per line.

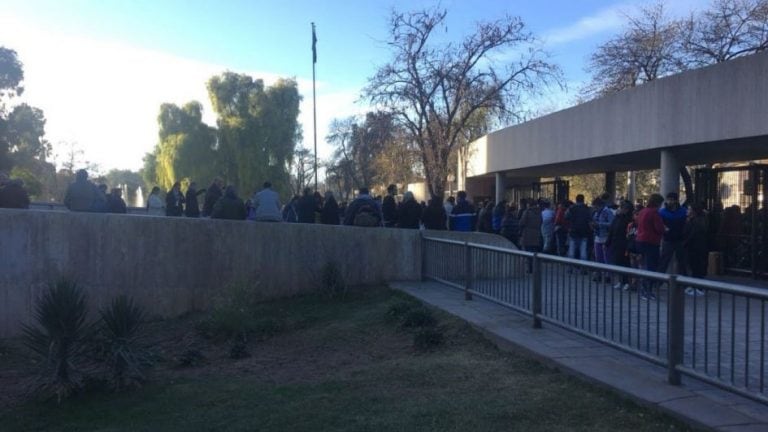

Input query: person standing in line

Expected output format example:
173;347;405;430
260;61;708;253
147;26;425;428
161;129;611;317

553;201;571;256
397;191;422;229
165;182;185;217
591;196;615;282
519;200;543;253
64;169;97;212
443;196;455;229
283;196;299;222
565;194;592;263
92;184;109;212
449;191;476;232
492;200;507;234
636;193;666;300
251;181;283;222
296;188;317;224
320;191;341;225
146;186;165;216
606;201;633;290
683;203;708;296
211;185;247;220
540;201;555;254
382;184;398;228
0;173;30;209
107;188;127;214
422;197;447;230
477;201;495;233
658;192;688;276
343;187;383;227
500;204;520;247
202;178;224;217
184;182;206;218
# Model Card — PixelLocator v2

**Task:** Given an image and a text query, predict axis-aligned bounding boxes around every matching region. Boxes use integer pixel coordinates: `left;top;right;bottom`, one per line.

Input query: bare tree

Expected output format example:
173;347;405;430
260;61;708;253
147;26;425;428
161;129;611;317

364;7;559;199
581;2;686;100
681;0;768;66
289;145;315;196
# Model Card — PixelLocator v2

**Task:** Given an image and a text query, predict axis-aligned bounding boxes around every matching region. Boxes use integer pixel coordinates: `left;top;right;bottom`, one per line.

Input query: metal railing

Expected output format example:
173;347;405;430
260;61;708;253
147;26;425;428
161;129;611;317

422;235;768;404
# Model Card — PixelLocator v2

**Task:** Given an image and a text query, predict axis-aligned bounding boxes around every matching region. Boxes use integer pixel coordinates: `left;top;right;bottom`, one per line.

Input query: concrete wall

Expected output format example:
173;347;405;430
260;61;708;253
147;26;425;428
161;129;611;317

0;209;422;337
466;52;768;178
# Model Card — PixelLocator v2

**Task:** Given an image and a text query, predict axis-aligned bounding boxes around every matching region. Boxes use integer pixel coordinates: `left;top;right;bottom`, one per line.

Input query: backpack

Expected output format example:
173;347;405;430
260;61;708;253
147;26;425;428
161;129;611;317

354;203;381;227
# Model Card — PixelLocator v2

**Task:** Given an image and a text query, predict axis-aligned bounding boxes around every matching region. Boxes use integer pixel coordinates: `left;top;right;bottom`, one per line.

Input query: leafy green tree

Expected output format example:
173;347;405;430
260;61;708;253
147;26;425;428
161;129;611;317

0;46;25;171
207;73;301;197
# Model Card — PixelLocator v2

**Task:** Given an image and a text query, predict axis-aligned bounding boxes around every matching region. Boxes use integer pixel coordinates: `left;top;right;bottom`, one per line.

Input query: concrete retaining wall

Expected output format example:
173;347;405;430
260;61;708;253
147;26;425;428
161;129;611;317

0;209;422;337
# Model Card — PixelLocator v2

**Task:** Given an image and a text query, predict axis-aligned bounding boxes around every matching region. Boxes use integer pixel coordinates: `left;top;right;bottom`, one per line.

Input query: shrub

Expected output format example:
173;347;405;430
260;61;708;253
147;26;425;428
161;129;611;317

318;261;347;299
97;295;153;391
386;300;416;321
22;280;94;402
198;283;261;341
401;307;437;329
413;327;445;351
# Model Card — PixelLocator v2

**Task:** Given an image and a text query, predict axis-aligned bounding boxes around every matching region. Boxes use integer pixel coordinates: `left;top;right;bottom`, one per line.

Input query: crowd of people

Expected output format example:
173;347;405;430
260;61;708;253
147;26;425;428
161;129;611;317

3;168;760;296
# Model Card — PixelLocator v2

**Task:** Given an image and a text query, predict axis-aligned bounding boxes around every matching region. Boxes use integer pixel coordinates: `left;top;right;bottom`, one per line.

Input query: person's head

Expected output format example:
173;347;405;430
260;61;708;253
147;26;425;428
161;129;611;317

150;186;160;195
387;184;397;195
213;177;224;188
429;196;442;206
189;182;197;190
520;198;528;207
111;188;122;198
172;181;181;192
324;191;335;202
457;191;467;200
447;196;455;204
665;192;679;207
225;185;238;198
648;193;664;208
76;169;88;181
303;187;312;197
541;201;550;209
403;191;415;202
575;194;585;204
618;200;633;214
591;197;603;208
263;181;272;189
359;187;370;196
98;183;108;193
600;192;611;204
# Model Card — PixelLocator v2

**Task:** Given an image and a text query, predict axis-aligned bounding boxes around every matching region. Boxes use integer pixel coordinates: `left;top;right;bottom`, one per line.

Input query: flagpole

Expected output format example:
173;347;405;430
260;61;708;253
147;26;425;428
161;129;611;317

312;22;318;191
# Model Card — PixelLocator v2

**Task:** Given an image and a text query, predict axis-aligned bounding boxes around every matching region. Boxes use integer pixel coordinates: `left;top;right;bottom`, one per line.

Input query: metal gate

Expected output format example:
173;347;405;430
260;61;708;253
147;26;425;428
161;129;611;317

505;179;570;205
694;165;768;278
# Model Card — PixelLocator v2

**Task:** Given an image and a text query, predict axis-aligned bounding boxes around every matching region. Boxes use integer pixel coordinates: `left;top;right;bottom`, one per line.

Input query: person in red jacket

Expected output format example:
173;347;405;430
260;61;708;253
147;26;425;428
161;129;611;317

635;193;666;300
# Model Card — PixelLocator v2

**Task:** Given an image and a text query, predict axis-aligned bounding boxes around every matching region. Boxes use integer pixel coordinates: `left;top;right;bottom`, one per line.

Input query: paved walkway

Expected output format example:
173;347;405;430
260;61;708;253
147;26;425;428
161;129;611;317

391;280;768;431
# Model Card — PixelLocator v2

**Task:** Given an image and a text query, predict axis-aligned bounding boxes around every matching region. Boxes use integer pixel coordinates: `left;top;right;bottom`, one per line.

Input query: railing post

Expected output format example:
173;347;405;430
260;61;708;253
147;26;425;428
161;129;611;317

464;241;473;301
420;235;427;282
531;253;542;329
667;274;683;385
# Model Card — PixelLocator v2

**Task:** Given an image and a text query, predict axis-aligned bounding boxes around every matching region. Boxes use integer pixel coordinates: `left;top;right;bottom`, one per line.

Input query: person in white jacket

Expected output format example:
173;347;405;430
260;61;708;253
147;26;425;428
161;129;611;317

250;182;282;222
146;186;165;216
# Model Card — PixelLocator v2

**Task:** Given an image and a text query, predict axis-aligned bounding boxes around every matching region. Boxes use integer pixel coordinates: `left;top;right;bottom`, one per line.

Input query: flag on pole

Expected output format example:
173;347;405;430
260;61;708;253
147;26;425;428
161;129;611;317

312;23;317;64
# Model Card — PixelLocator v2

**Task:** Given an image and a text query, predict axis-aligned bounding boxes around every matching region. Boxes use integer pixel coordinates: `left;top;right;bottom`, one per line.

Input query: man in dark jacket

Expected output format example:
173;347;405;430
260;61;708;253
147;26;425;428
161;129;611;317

64;169;97;212
565;194;591;261
107;188;127;214
202;178;223;217
0;175;30;209
296;188;317;223
658;192;688;275
344;187;383;227
382;184;398;227
211;186;246;220
397;191;421;229
184;182;205;217
449;191;476;232
422;197;447;230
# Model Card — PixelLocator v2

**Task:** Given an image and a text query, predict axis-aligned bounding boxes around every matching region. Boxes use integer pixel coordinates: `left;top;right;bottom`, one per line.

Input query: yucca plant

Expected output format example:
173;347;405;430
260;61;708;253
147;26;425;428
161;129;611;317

22;280;94;402
97;295;153;391
319;261;347;299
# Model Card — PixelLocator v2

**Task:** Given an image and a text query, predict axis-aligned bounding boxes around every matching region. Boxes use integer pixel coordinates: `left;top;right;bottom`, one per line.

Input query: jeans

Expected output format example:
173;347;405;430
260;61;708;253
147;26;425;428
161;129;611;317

556;228;568;256
594;242;609;265
568;236;589;261
637;241;661;294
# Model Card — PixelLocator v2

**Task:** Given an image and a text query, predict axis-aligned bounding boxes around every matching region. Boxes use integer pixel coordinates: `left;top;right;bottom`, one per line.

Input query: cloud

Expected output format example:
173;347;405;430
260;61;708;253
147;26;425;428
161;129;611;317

543;3;629;46
0;14;363;172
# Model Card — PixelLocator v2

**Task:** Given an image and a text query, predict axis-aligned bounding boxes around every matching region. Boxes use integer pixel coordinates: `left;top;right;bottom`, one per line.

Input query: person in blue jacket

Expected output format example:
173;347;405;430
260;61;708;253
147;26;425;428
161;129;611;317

658;192;688;275
449;191;476;232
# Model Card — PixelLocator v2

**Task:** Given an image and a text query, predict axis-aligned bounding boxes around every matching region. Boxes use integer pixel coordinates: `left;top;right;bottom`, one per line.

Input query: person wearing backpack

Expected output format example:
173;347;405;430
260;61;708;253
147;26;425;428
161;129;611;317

565;194;592;262
343;187;383;227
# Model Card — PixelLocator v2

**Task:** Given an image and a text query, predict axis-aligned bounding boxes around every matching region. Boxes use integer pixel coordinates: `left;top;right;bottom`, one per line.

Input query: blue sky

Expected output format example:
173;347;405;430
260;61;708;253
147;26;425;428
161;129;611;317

0;0;710;172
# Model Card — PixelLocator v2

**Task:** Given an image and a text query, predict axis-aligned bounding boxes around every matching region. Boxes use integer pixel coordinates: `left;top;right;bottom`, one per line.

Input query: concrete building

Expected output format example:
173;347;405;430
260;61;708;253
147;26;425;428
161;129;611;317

461;52;768;204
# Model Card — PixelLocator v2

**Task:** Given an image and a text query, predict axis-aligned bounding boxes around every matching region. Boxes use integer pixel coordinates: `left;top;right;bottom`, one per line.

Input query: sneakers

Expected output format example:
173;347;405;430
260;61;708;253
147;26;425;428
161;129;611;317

613;282;623;290
685;287;705;297
640;290;657;301
622;283;632;291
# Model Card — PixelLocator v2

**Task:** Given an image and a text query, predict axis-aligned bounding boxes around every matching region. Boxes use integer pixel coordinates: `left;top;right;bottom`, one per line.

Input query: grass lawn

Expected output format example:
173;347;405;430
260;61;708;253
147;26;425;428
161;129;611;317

0;286;695;431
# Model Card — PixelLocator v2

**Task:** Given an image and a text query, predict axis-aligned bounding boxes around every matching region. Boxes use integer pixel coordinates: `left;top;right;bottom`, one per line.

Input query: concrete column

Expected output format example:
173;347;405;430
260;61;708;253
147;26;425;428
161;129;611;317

660;150;681;197
604;171;616;204
495;172;506;204
627;171;636;203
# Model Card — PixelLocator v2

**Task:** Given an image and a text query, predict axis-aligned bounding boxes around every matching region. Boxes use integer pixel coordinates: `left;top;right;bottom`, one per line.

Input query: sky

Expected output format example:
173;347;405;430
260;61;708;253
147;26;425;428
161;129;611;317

0;0;711;173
